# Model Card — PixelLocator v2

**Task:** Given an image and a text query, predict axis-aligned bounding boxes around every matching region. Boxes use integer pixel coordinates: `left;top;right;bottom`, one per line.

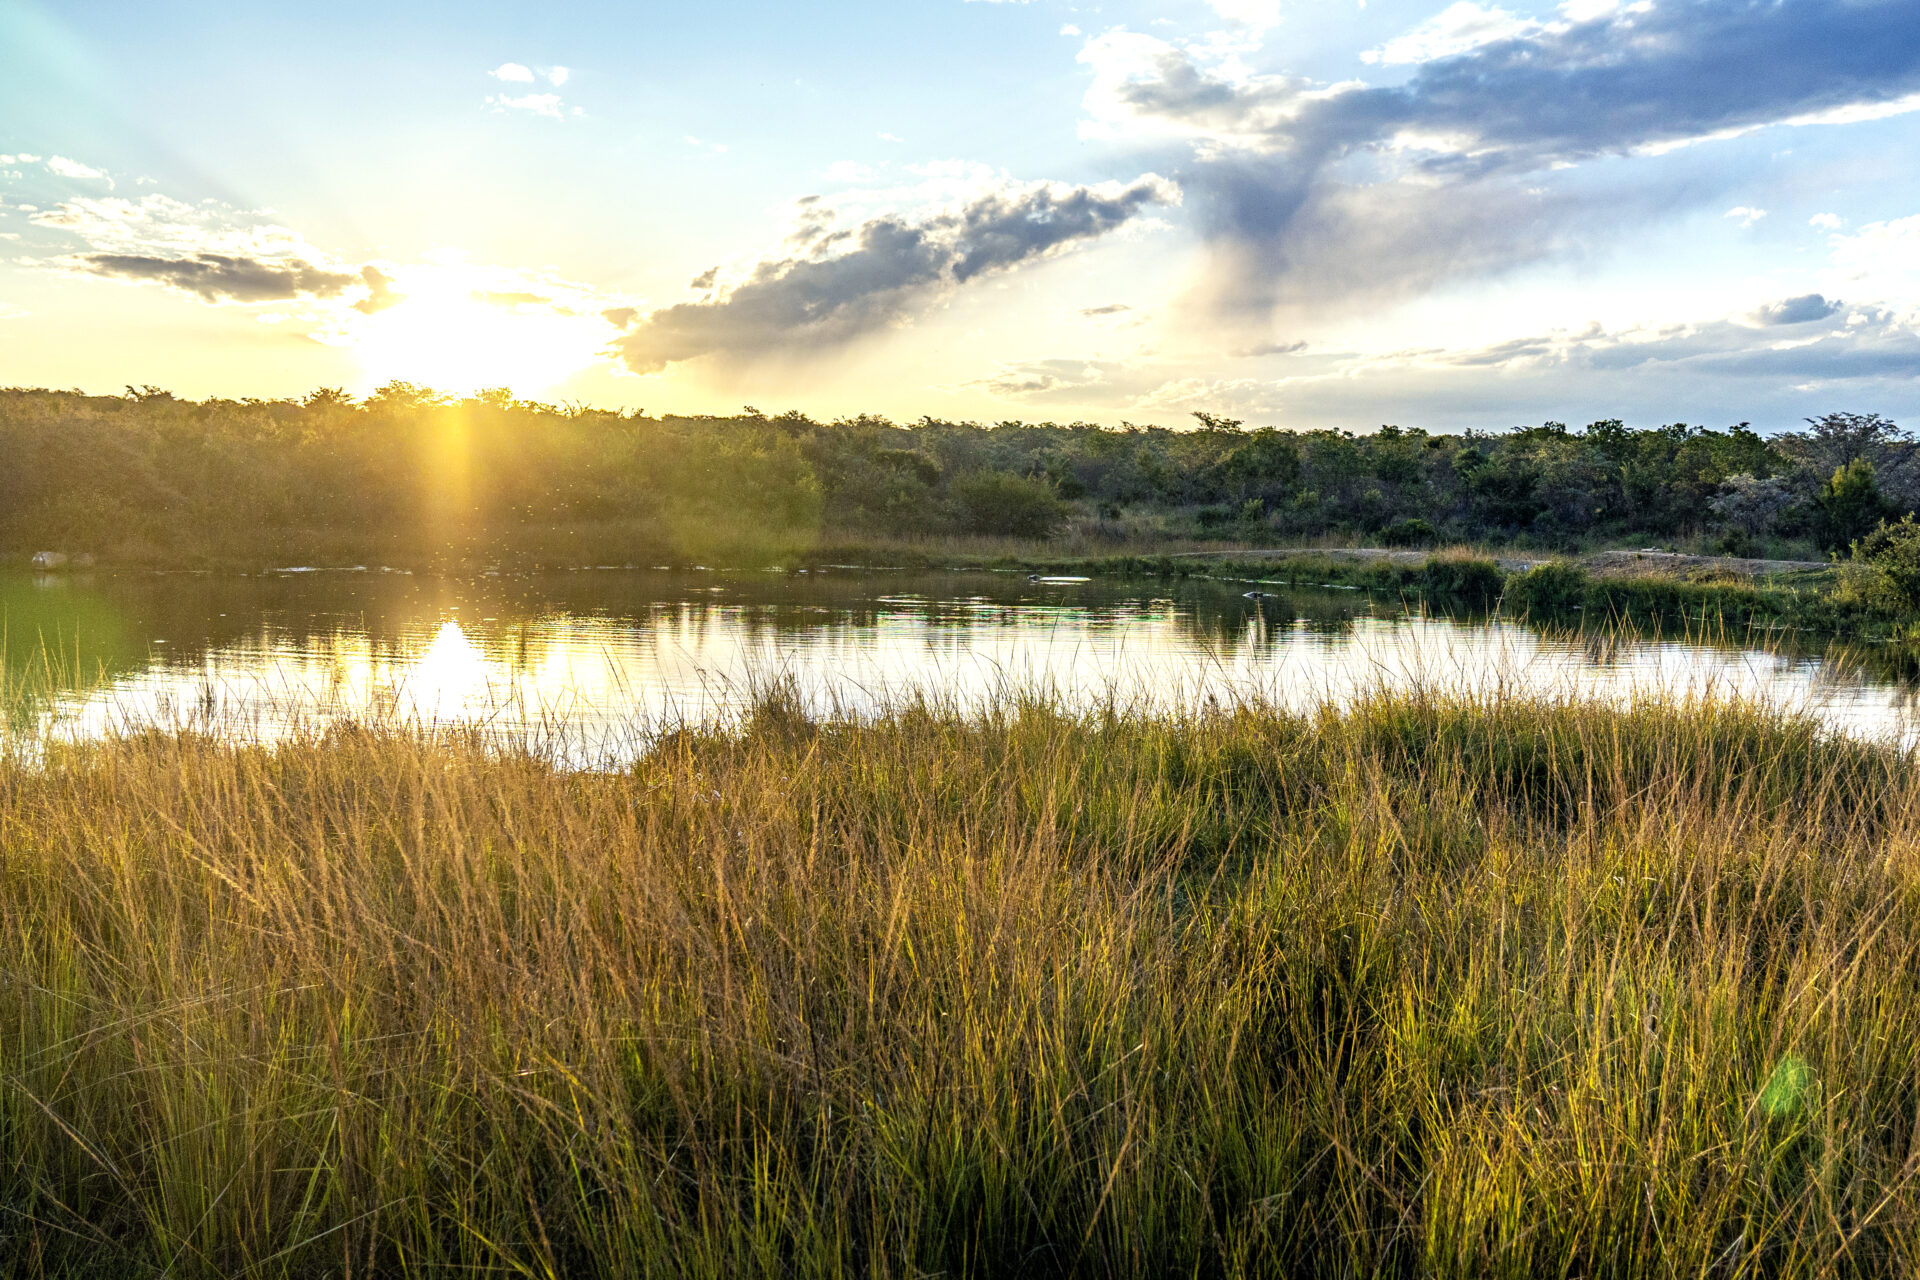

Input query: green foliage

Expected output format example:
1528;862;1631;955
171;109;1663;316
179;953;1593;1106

1847;515;1920;614
1380;516;1437;547
1420;553;1504;604
0;388;1909;566
1818;458;1891;550
950;469;1070;537
1504;561;1592;617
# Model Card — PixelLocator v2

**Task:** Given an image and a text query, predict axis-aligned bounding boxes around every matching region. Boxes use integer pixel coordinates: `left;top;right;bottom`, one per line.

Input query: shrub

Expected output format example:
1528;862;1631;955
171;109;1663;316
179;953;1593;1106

1381;517;1437;547
950;471;1070;538
1421;554;1504;605
1849;515;1920;615
1504;561;1591;617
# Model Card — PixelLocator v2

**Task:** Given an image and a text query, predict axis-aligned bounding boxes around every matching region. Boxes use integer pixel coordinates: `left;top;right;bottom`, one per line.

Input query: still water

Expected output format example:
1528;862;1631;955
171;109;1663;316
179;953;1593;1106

6;567;1919;761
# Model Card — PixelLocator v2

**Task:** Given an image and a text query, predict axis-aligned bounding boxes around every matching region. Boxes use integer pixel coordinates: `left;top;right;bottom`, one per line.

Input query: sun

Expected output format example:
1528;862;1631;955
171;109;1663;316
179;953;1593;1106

349;266;609;398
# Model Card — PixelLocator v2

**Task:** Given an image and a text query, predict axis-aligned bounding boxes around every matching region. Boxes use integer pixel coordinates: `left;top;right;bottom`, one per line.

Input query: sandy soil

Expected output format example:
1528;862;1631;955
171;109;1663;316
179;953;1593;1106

1182;546;1832;579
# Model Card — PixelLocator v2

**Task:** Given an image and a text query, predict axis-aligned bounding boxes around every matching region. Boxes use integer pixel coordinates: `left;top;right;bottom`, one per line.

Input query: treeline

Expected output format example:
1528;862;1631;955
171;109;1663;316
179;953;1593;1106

0;383;1912;565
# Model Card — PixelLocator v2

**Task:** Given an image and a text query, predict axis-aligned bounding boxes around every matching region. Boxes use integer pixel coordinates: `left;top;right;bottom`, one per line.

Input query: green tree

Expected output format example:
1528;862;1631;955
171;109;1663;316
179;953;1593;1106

1817;458;1890;551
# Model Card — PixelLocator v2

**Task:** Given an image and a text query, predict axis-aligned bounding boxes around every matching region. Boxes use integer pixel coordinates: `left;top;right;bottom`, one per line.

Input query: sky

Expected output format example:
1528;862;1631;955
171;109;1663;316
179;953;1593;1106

1;0;1917;432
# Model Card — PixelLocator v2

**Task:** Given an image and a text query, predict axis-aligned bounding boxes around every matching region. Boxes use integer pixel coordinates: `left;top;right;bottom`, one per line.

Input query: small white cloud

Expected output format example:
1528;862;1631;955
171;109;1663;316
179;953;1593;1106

1809;212;1843;230
1363;2;1544;65
0;153;42;166
1207;0;1283;29
877;131;904;143
47;155;108;181
1060;23;1082;35
488;92;565;118
546;66;571;86
1724;206;1768;228
684;135;729;155
824;160;876;183
490;62;535;82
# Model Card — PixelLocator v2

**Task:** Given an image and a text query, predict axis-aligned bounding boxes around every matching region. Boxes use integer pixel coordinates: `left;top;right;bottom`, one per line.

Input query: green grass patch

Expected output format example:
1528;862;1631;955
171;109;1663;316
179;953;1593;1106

4;685;1920;1274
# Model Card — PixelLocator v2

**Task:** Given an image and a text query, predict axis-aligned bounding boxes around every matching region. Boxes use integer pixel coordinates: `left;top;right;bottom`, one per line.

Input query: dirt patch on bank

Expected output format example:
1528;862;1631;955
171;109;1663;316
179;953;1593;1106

1581;549;1830;580
1179;545;1832;580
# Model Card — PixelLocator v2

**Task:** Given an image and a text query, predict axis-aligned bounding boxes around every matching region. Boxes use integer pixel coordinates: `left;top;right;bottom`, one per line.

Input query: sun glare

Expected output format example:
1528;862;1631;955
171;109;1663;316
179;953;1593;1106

349;268;608;398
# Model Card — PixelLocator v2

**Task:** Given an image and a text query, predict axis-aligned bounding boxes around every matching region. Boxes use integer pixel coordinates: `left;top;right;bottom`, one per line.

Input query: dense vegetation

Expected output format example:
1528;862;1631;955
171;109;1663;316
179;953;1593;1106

5;684;1920;1276
2;384;1915;566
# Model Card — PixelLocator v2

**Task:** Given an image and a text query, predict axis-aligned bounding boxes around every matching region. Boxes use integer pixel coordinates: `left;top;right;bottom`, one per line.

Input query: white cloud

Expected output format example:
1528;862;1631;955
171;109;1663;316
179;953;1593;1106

824;160;877;183
612;171;1176;373
1810;212;1843;230
30;193;329;261
877;132;904;143
1830;216;1920;293
1724;206;1768;228
685;135;730;155
490;62;535;82
546;66;571;86
45;155;109;184
0;153;42;166
1207;0;1283;30
487;92;565;118
1060;23;1082;36
1362;2;1546;66
1077;31;1347;153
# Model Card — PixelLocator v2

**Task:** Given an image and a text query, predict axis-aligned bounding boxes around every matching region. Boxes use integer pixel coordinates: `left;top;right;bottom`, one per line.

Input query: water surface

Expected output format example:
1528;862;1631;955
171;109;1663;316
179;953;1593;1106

6;567;1916;761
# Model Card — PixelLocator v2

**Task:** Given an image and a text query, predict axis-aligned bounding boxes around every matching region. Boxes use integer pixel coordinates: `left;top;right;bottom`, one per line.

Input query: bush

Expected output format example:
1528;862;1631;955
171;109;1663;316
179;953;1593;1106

950;470;1070;538
1421;554;1504;605
1381;517;1437;547
1504;561;1591;617
1849;515;1920;615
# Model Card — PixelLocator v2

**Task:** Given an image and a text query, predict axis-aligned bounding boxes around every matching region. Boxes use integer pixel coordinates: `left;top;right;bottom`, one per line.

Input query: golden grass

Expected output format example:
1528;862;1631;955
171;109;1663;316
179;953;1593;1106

4;683;1920;1275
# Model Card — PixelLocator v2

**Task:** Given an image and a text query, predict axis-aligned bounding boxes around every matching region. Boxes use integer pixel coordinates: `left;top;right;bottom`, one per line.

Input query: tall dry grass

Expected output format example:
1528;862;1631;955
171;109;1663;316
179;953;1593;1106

4;682;1920;1276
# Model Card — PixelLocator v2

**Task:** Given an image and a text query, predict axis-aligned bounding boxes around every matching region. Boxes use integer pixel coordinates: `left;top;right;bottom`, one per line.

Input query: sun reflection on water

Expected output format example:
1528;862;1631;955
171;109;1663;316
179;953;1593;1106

22;575;1920;767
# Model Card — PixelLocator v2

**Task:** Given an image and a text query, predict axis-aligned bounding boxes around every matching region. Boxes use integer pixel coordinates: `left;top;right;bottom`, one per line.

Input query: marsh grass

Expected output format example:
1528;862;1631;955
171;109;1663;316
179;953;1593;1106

5;674;1920;1276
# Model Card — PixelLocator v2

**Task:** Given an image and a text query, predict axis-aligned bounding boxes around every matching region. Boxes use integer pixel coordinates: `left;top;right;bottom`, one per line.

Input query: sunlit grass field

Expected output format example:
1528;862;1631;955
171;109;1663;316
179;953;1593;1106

4;676;1920;1276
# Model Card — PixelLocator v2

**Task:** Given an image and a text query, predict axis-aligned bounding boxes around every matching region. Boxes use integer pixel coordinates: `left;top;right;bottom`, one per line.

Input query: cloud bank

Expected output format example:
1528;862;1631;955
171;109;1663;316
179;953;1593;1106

75;252;361;303
611;174;1175;373
1080;0;1920;321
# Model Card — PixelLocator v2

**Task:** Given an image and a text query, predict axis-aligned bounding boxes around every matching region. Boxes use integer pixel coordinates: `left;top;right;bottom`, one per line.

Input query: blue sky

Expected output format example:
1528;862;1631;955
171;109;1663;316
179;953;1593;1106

1;0;1917;431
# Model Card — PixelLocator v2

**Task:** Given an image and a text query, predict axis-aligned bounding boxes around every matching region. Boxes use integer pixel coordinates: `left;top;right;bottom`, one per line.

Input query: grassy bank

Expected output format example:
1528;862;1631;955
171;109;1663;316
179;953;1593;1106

5;687;1920;1275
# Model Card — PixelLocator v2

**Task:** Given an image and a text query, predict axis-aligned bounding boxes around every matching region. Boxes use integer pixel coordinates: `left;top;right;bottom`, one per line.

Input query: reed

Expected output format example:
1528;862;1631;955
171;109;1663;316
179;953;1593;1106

4;680;1920;1276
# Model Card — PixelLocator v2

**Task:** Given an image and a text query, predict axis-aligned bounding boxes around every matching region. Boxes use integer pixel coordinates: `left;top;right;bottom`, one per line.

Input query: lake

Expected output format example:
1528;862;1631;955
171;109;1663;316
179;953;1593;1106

5;566;1917;762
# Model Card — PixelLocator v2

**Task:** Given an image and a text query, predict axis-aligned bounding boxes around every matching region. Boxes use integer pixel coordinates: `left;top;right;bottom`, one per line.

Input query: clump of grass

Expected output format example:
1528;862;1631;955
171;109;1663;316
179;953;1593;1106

1503;559;1816;634
5;682;1920;1276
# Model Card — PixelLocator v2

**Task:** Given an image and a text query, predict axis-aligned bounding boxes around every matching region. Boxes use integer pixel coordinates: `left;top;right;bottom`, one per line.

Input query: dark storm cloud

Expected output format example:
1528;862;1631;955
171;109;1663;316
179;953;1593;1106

1093;0;1920;315
74;252;362;303
613;176;1174;373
